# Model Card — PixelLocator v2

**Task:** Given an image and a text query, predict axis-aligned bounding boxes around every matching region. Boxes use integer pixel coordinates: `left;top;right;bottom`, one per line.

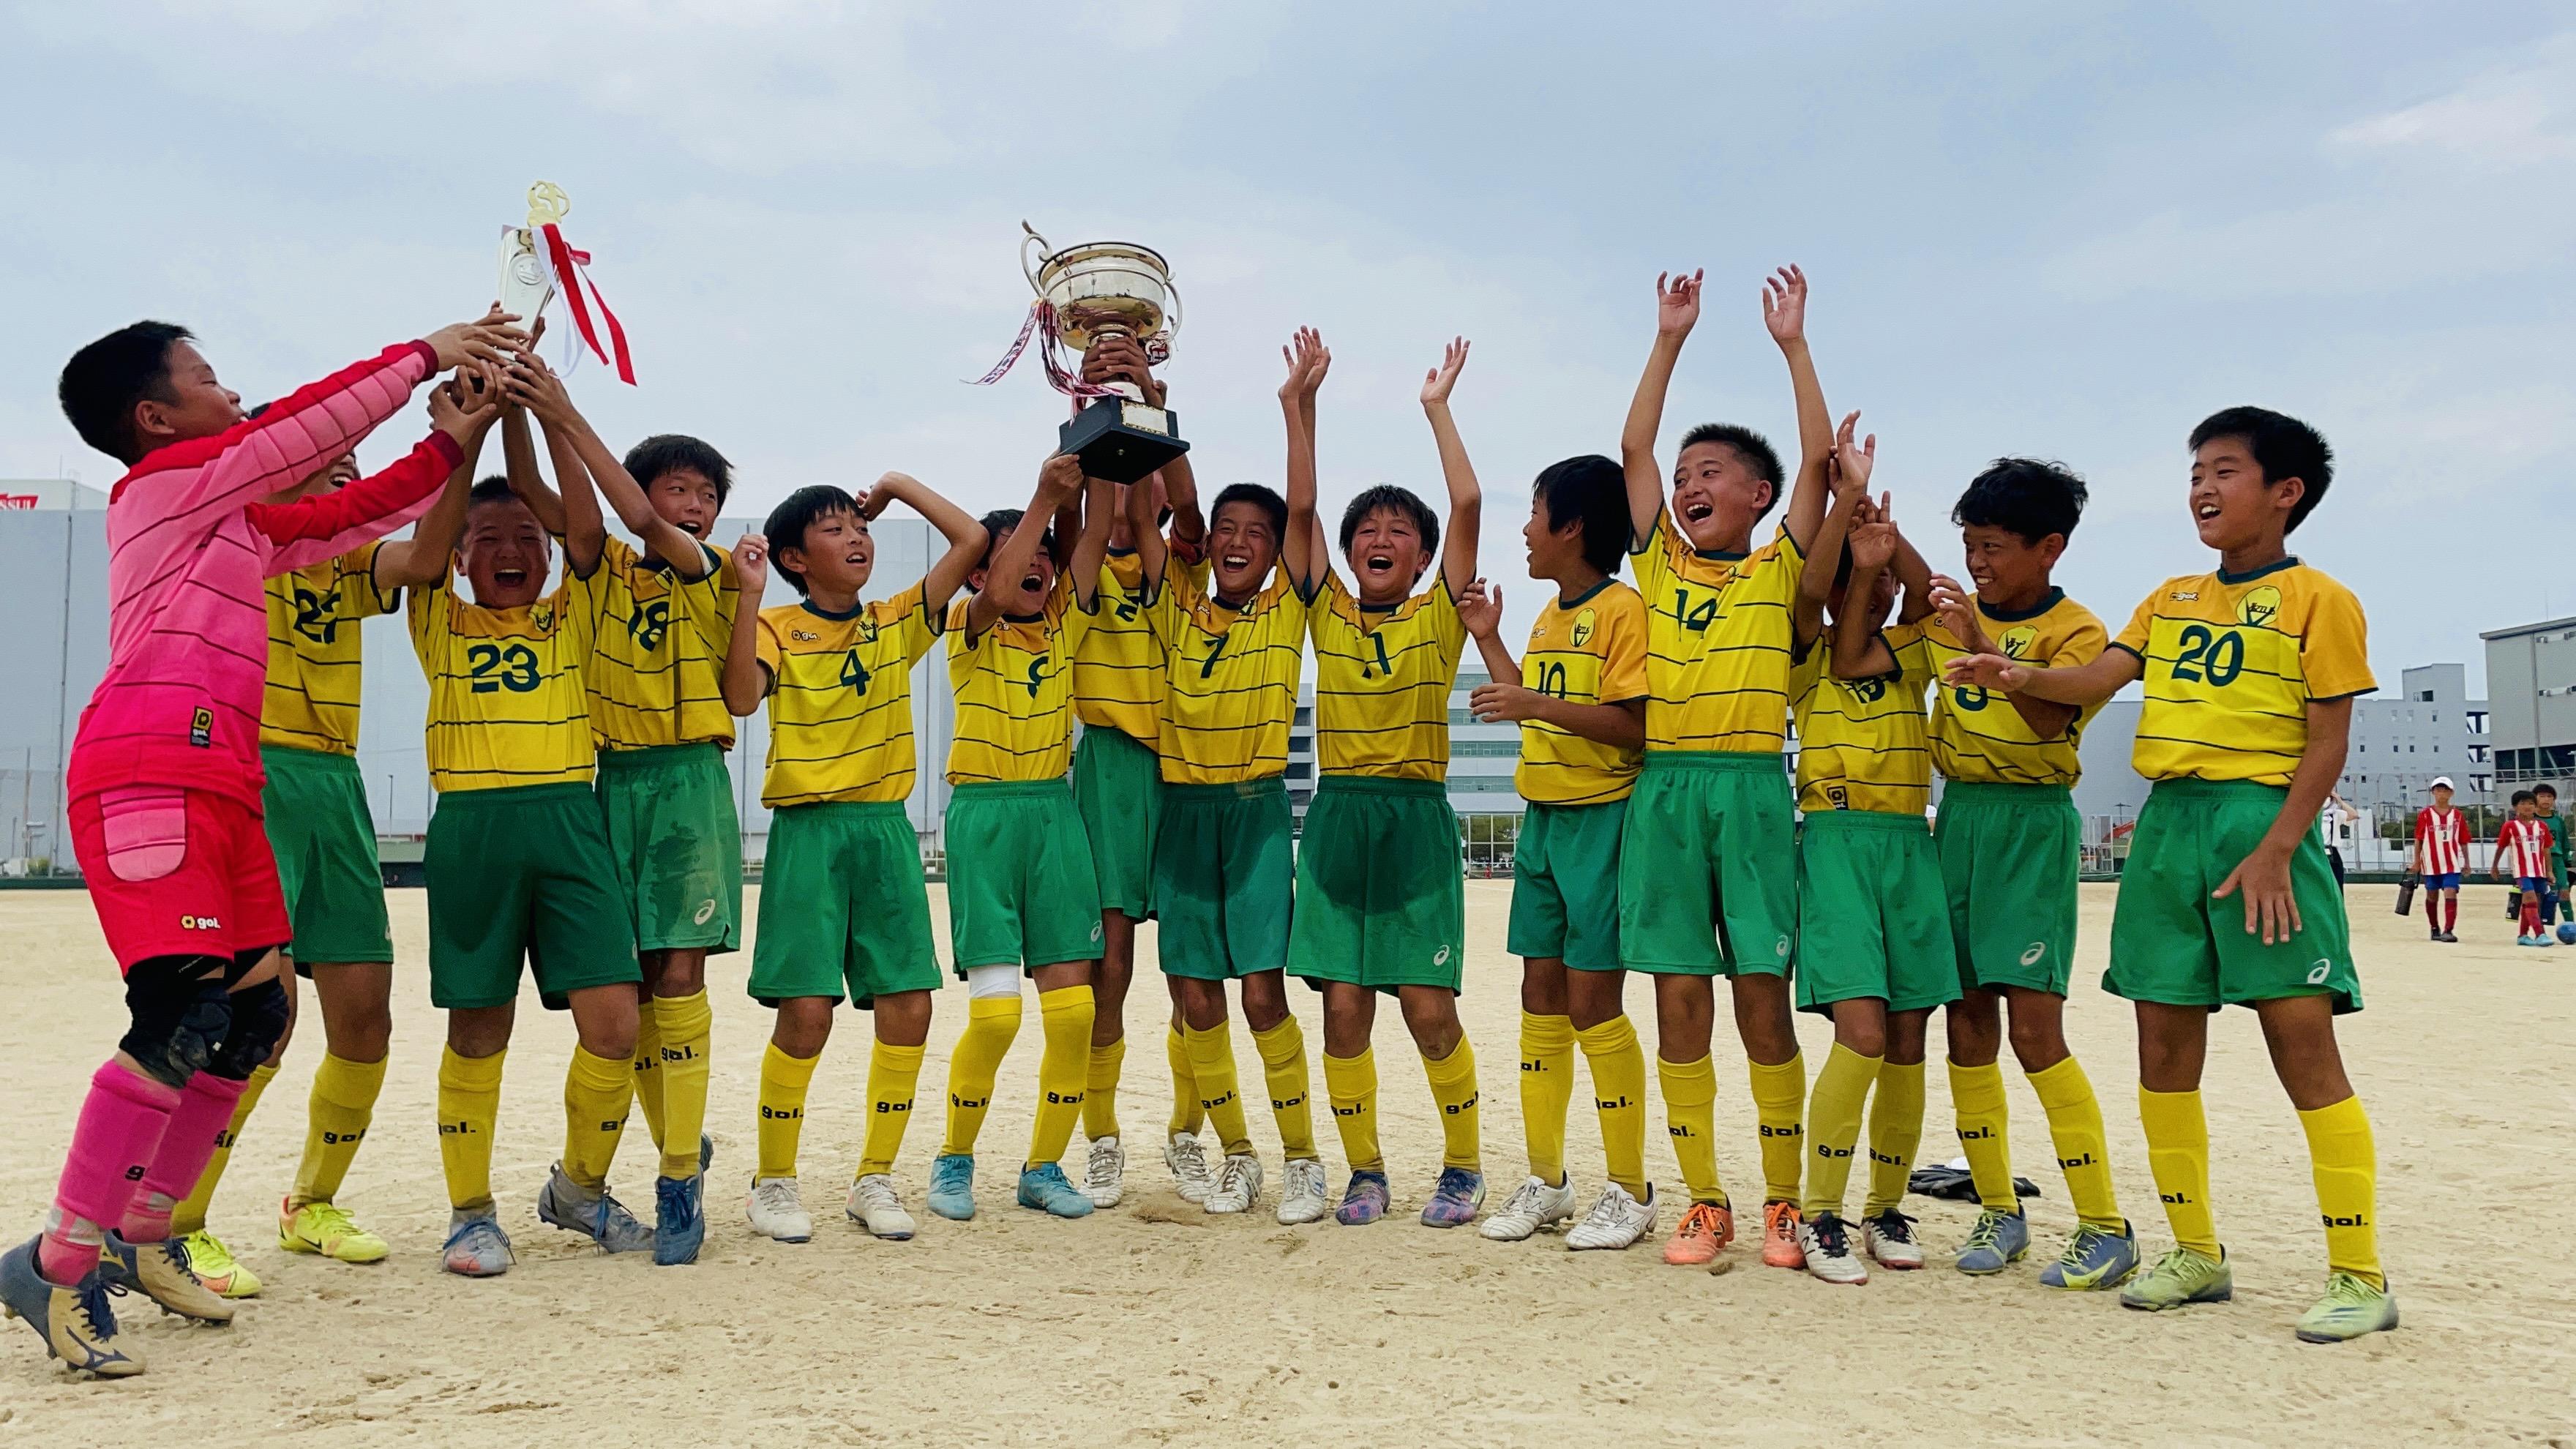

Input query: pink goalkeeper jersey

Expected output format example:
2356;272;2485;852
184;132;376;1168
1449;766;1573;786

67;340;459;809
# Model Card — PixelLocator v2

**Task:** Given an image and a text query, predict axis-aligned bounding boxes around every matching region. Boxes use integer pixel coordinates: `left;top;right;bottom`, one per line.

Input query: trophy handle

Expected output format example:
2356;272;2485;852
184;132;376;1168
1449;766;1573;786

1159;279;1183;345
1019;221;1054;296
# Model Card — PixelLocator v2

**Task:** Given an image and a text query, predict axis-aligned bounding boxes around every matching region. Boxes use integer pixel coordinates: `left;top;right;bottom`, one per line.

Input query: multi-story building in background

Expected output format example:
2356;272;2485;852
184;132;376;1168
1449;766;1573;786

2483;615;2576;793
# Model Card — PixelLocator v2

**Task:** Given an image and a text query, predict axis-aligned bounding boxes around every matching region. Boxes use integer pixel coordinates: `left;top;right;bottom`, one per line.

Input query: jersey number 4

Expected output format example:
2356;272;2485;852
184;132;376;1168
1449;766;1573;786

839;650;872;695
466;643;542;694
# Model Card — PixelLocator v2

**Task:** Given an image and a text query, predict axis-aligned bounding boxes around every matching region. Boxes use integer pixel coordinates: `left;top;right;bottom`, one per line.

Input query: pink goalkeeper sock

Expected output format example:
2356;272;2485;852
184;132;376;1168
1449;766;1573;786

40;1060;181;1285
121;1071;248;1243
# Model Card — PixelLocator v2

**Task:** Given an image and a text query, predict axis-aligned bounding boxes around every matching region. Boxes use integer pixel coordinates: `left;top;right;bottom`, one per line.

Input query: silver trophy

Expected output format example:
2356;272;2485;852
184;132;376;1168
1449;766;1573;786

1015;223;1190;484
497;181;569;329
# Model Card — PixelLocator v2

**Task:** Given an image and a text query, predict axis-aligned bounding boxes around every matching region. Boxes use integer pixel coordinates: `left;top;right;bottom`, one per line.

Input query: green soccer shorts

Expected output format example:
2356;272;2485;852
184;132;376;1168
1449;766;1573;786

1507;798;1627;973
1936;782;2081;996
1794;809;1958;1015
2105;779;2362;1014
1289;776;1467;995
1073;725;1161;921
944;780;1104;972
261;745;394;969
1153;777;1295;981
596;742;744;955
425;783;640;1010
749;801;941;1008
1617;751;1797;977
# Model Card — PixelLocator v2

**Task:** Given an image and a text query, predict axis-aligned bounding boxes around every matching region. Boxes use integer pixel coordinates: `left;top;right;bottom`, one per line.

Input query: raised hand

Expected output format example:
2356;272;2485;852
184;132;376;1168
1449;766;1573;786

425;308;531;371
1420;336;1470;408
1654;269;1704;338
1928;574;1988;652
733;531;770;596
501;354;576;425
1944;651;2030;692
1036;452;1085;503
1833;410;1876;494
1081;333;1163;404
1849;492;1897;573
428;359;503;443
1456;577;1502;637
864;471;919;520
1761;264;1809;345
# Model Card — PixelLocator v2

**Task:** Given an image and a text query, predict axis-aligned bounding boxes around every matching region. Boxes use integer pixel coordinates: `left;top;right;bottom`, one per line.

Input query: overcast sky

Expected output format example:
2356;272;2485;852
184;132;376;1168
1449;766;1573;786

5;1;2569;694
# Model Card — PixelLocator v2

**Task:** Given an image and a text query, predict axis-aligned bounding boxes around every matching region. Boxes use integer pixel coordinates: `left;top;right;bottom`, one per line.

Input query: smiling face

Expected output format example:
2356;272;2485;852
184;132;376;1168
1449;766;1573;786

783;507;873;599
1208;499;1280;602
459;495;553;610
144;340;247;451
645;466;722;541
266;451;359;506
1524;493;1584;583
2188;435;2300;555
1671;441;1772;553
1958;523;2061;604
1345;503;1429;604
970;523;1057;614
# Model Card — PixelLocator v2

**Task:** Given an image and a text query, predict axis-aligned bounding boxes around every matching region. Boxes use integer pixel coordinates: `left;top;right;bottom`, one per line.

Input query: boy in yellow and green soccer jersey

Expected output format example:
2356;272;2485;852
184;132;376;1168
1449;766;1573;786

1949;406;2393;1342
720;476;986;1245
1458;456;1655;1249
1918;460;2137;1287
1281;332;1485;1229
927;454;1115;1223
1615;266;1835;1269
498;361;737;1265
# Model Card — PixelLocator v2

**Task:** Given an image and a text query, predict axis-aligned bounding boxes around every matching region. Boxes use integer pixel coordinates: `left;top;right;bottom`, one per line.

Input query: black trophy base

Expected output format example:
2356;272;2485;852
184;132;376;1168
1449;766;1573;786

1059;396;1190;484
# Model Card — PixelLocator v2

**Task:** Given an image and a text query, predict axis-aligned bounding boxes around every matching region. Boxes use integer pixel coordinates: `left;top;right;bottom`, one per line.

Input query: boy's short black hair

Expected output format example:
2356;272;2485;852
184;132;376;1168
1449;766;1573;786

1678;423;1786;514
59;321;194;463
1534;454;1629;574
1210;482;1288;538
2189;406;2333;533
761;484;861;596
468;475;520;508
2512;789;2536;807
976;507;1056;574
1952;457;2088;544
2536;783;2560;799
1338;484;1439;558
624;433;733;508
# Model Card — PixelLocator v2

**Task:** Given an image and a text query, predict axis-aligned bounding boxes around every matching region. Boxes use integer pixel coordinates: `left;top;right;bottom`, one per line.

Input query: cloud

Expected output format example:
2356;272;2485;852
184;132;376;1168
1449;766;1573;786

2329;33;2576;170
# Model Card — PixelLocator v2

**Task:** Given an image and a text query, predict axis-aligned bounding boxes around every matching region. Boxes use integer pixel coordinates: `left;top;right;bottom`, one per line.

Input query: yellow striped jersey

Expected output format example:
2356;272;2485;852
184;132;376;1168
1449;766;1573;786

1072;547;1205;744
1146;555;1308;785
945;571;1094;785
755;583;940;807
1308;574;1466;780
2111;558;2372;787
585;536;738;752
1920;588;2107;785
409;565;608;793
1631;509;1805;754
1792;624;1934;816
263;542;398;755
1514;579;1649;804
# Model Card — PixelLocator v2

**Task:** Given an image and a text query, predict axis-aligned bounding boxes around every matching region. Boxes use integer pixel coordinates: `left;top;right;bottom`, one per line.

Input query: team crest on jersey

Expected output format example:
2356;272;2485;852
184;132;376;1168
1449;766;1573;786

531;602;554;632
1570;609;1598;648
1999;626;2037;659
2236;585;2282;629
857;618;879;643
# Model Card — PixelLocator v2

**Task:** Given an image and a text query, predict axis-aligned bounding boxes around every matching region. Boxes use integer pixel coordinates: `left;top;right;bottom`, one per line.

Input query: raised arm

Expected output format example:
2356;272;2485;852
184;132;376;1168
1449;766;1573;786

1764;266;1832;553
721;531;771;717
1622;270;1701;548
1832;495;1901;681
506;357;700;577
965;453;1084;638
1125;465;1170;602
1797;425;1870;656
1420;337;1481;598
371;375;500;588
1280;327;1328;596
872;472;987;615
250;364;499;573
1457;577;1521;690
495;401;564;535
1069;473;1114;610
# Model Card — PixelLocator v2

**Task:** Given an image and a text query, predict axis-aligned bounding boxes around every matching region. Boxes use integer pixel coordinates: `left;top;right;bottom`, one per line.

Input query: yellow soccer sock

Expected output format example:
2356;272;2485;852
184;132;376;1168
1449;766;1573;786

940;997;1023;1157
1863;1059;1925;1218
2028;1055;2123;1229
1322;1050;1382;1171
1949;1059;2018;1213
1800;1043;1882;1218
652;992;713;1181
1576;1016;1649;1198
1423;1034;1482;1172
2299;1095;2382;1289
1165;1025;1203;1137
1083;1037;1126;1142
1252;1018;1317;1160
2138;1086;2220;1259
438;1047;506;1211
171;1060;275;1235
1657;1054;1726;1208
1181;1020;1254;1156
562;1046;634;1191
858;1040;926;1177
1519;1012;1576;1186
1027;986;1096;1168
629;1003;667;1153
1748;1051;1806;1205
756;1042;820;1180
291;1052;386;1208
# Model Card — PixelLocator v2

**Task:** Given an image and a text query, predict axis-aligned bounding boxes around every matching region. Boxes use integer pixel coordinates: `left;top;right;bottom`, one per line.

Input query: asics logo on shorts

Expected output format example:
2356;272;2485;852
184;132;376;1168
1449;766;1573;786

1434;946;1451;966
2020;941;2048;967
1775;936;1791;959
1092;924;1104;943
179;913;222;930
694;899;718;926
2306;959;2332;984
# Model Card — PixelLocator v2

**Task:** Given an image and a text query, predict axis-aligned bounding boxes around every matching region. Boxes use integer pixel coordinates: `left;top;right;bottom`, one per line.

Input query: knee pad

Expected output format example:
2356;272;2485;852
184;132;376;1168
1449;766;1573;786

207;978;291;1080
119;955;234;1088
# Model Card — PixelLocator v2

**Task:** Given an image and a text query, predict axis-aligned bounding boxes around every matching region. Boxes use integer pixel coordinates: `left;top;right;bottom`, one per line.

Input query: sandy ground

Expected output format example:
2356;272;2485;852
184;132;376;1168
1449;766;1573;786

1;880;2571;1448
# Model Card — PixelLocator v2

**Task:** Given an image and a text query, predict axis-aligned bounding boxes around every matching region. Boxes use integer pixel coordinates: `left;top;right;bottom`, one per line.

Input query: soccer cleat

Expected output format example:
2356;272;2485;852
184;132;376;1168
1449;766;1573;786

653;1174;706;1265
1084;1136;1127;1209
1016;1163;1096;1218
2;1238;141;1378
1663;1200;1735;1266
1759;1201;1805;1268
847;1175;917;1240
1164;1132;1214;1204
1954;1208;2032;1275
1420;1167;1486;1228
700;1132;716;1173
926;1154;978;1221
177;1228;263;1298
746;1177;814;1243
2294;1272;2400;1343
2119;1246;2234;1311
98;1231;233;1324
1862;1210;1924;1270
2041;1221;2141;1290
1565;1183;1657;1251
1204;1153;1264;1215
536;1164;653;1253
1800;1210;1870;1284
441;1213;514;1278
1334;1169;1390;1225
1276;1158;1330;1225
279;1199;390;1265
1480;1174;1579;1241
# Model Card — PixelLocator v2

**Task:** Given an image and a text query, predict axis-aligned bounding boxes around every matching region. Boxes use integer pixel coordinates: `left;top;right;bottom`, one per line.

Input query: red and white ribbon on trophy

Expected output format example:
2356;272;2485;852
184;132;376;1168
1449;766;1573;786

967;300;1126;399
517;220;636;385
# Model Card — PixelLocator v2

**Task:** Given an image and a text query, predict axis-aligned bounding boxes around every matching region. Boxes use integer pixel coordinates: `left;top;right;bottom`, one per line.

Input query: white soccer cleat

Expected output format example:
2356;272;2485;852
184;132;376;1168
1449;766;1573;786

1276;1157;1330;1224
746;1176;813;1243
1084;1136;1127;1209
1565;1183;1658;1251
1862;1210;1924;1270
1800;1212;1870;1284
1164;1131;1215;1204
847;1174;917;1241
1480;1173;1579;1241
1203;1153;1264;1215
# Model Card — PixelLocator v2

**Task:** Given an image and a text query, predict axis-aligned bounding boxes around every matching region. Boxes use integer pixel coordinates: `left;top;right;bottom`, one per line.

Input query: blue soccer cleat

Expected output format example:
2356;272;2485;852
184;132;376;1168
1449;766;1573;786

654;1173;706;1265
927;1153;978;1221
2;1236;141;1378
537;1164;653;1253
1016;1163;1096;1218
1954;1208;2031;1275
2041;1220;2142;1290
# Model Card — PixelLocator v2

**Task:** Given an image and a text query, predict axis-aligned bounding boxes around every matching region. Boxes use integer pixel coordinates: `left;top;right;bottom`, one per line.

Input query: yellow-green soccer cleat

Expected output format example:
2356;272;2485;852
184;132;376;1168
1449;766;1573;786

2294;1272;2398;1343
2119;1246;2233;1311
2;1237;141;1378
177;1229;262;1298
280;1200;391;1265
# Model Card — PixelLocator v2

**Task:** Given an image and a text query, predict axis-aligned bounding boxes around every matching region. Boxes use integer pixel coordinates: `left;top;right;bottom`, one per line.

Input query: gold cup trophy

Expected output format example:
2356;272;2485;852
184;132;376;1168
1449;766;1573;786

971;222;1189;484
